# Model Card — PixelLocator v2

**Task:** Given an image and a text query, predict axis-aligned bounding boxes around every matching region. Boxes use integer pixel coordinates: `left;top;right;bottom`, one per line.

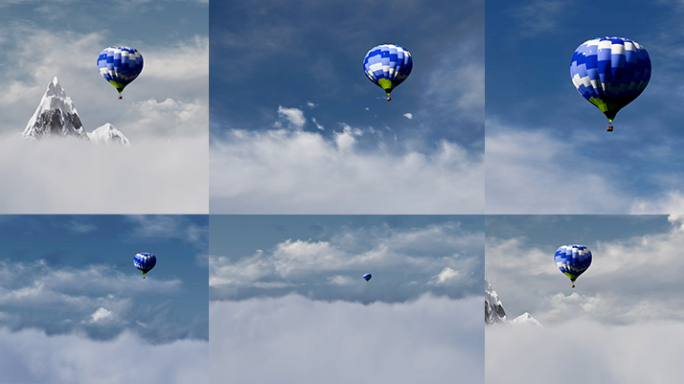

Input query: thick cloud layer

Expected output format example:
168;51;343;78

487;320;684;384
210;294;483;384
0;328;208;384
210;128;484;213
0;135;208;213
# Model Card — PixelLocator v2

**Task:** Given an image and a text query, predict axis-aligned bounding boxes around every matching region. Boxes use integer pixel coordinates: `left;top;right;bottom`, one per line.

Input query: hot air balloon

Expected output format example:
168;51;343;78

570;37;651;132
363;44;412;101
363;273;372;282
554;245;591;288
134;252;156;279
97;46;144;99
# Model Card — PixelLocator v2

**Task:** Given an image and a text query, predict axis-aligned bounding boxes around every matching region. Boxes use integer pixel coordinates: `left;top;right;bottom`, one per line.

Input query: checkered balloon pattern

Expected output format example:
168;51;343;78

570;37;651;123
363;44;413;97
97;46;144;94
554;245;592;284
134;252;156;276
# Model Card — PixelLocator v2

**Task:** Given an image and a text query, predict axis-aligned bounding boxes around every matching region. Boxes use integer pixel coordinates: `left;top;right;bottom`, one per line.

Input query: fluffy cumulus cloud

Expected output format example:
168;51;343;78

0;259;182;338
0;136;208;213
0;328;208;384
210;128;484;213
486;216;684;325
210;294;483;384
487;320;684;384
209;223;483;287
210;222;483;301
274;106;306;130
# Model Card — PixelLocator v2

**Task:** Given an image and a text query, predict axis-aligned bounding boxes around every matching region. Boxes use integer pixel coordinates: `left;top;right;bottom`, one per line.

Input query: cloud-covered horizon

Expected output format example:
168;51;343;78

487;319;684;384
0;327;208;384
210;294;483;384
0;135;208;213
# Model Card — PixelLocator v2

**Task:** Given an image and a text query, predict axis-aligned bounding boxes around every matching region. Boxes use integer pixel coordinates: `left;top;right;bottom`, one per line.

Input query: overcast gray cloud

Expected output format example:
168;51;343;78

0;328;208;384
210;294;482;384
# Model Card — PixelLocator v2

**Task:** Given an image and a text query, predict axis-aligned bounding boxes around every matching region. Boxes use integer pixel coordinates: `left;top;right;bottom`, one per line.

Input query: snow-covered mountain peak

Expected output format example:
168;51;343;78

485;277;508;324
88;123;130;146
511;312;543;328
22;77;87;140
485;278;543;327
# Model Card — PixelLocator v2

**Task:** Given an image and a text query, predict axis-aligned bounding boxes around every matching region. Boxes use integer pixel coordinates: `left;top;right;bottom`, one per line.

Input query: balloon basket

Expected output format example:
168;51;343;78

118;95;122;100
607;125;613;132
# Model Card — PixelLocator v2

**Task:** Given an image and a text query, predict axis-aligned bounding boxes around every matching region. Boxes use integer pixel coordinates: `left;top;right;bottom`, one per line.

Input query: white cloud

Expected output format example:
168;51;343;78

275;106;306;130
485;124;629;213
0;135;208;213
210;129;483;213
486;218;684;325
125;215;207;246
210;221;483;290
431;267;460;284
86;307;113;324
210;295;482;384
306;101;317;109
0;260;181;311
424;40;483;122
403;113;413;119
327;275;356;285
312;117;324;130
487;320;684;384
0;328;207;384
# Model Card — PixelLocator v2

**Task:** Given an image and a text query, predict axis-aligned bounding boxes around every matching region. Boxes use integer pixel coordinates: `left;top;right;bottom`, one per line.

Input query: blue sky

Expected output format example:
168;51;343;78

0;0;208;213
209;0;485;213
486;214;684;384
0;215;208;383
485;0;684;213
210;215;484;383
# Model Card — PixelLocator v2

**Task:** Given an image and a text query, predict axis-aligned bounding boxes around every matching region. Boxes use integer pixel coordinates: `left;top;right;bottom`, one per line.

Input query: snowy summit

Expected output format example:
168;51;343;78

485;277;508;324
21;77;88;140
88;123;130;146
485;278;542;327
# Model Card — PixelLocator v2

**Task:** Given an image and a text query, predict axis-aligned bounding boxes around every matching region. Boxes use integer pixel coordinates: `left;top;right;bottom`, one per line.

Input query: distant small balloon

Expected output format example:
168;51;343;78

554;245;591;288
134;252;156;279
363;273;372;282
363;44;412;101
97;46;144;99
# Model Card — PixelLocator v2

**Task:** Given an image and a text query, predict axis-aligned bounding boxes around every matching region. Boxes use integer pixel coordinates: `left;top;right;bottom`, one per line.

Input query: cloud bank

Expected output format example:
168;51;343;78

210;294;483;384
0;328;207;384
210;128;484;213
487;320;684;384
